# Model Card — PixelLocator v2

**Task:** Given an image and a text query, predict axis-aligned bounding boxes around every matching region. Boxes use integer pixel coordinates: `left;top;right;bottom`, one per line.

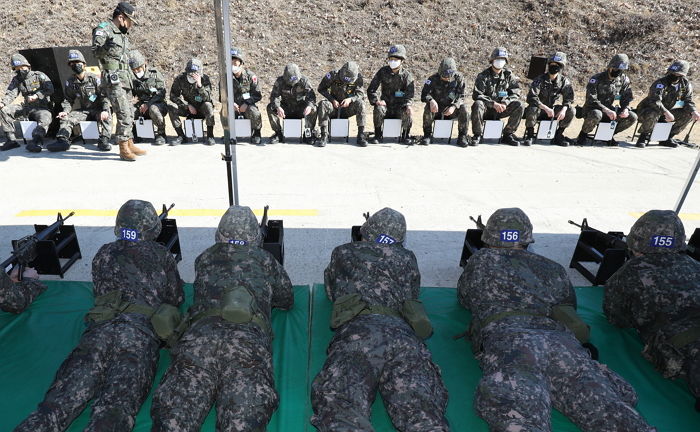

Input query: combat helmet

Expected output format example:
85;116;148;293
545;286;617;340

439;58;457;79
128;50;146;70
667;60;690;76
339;61;359;83
481;207;535;248
489;47;509;62
549;52;567;67
114;199;161;241
627;210;686;254
387;44;407;60
67;50;86;64
360;207;407;244
186;58;203;73
215;205;262;246
10;53;30;69
283;63;301;85
608;53;629;70
230;47;245;64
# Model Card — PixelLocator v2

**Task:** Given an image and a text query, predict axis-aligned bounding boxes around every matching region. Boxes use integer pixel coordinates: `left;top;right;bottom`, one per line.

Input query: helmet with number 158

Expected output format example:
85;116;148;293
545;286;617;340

114;199;161;241
481;207;535;248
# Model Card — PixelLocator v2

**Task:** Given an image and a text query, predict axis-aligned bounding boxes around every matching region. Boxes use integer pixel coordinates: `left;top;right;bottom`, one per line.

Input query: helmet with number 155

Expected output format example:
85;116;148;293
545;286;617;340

627;210;686;254
481;207;535;248
114;199;161;241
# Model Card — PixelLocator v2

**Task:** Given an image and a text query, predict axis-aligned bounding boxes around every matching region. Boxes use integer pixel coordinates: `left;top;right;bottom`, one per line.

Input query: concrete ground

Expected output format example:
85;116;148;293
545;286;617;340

1;112;699;288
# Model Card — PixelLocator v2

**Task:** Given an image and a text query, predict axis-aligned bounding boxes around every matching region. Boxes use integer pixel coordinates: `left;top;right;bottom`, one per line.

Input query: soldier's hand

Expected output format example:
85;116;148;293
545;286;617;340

405;106;412;116
276;107;285;118
192;72;202;87
604;108;617;121
556;107;567;121
443;105;455;116
139;103;148;114
619;108;630;119
429;99;439;113
57;112;68;119
664;111;675;123
303;106;312;117
543;106;555;118
693;111;700;122
188;104;198;115
376;100;386;107
233;103;240;112
332;99;340;109
9;266;21;283
239;103;248;113
27;95;38;103
493;102;506;113
22;267;39;280
340;98;352;108
100;111;110;121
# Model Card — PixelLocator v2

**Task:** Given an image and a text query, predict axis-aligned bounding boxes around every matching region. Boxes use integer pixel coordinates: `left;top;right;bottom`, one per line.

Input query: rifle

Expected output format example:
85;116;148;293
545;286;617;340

567;219;627;251
568;218;628;285
260;205;270;242
469;215;485;230
156;203;182;262
159;203;175;220
1;212;74;281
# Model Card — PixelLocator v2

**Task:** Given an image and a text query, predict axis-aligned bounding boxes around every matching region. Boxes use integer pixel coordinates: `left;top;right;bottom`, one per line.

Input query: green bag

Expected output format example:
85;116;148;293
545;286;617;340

221;286;256;324
330;293;367;329
550;304;590;343
401;299;433;339
86;290;125;323
150;303;182;342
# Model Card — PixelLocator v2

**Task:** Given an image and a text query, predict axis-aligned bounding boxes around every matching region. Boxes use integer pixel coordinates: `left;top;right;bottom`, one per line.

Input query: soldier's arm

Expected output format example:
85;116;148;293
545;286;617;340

648;81;666;111
323;249;339;301
248;73;262;105
352;75;365;102
270;259;294;310
198;75;213;102
304;79;316;107
169;79;187;110
407;251;421;299
420;77;434;103
683;81;696;111
402;71;415;108
163;249;185;307
34;73;54;99
367;70;382;105
472;74;494;107
456;261;475;310
506;74;521;103
61;81;75;113
453;76;467;108
146;71;166;105
562;78;575;108
602;270;635;328
269;79;282;110
2;79;20;106
91;25;110;58
317;73;335;103
620;76;633;110
526;78;542;107
585;78;606;110
0;272;47;314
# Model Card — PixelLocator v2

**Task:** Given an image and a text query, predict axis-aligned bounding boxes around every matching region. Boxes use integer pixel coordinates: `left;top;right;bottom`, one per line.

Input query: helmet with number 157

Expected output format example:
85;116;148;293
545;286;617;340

360;207;406;244
481;207;535;248
114;199;161;241
627;210;686;254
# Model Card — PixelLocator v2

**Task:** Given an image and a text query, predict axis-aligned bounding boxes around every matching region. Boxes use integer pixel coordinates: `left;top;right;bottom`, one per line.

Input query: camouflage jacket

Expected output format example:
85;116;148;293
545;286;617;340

318;69;365;104
472;67;521;107
458;248;577;350
604;253;700;378
367;65;414;108
0;272;46;314
189;243;294;325
636;75;696;113
269;75;316;110
2;70;54;108
527;73;575;109
169;73;213;109
61;72;109;113
232;68;262;106
91;240;184;337
91;20;131;87
324;241;420;312
584;71;633;111
132;68;166;106
420;72;467;108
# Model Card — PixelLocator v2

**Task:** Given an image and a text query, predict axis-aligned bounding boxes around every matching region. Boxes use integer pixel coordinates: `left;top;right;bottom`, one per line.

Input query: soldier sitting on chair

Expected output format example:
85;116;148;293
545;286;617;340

129;50;168;146
420;57;469;147
168;58;216;146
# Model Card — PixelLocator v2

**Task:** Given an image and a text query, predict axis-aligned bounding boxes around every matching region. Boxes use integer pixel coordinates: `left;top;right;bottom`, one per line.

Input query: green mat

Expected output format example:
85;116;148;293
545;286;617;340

1;282;698;431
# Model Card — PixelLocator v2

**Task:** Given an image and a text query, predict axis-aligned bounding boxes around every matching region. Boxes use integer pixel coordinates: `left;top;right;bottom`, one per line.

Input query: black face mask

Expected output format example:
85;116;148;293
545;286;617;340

548;64;561;75
609;69;622;78
119;25;129;34
667;73;681;83
71;63;84;74
16;69;29;80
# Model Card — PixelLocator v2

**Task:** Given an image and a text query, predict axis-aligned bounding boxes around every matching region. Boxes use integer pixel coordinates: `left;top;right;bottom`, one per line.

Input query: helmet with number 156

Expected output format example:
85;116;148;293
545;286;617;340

481;207;534;248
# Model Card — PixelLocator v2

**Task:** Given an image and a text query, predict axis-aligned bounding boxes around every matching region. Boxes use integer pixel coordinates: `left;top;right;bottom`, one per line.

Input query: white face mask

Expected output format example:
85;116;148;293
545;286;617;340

135;70;145;79
387;59;401;70
232;65;242;74
492;59;506;70
187;75;196;84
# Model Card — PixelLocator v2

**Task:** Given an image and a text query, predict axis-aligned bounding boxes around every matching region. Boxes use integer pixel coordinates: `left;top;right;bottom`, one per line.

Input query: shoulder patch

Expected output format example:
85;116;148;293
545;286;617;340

97;22;108;28
656;83;665;89
589;78;597;84
326;72;331;79
425;79;431;85
94;30;105;36
252;75;258;83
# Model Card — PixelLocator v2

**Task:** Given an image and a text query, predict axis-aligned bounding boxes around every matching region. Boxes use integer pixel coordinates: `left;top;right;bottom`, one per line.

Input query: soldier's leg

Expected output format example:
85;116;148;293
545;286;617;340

266;103;283;140
317;100;333;133
345;99;367;145
167;103;189;145
400;105;412;142
634;105;660;136
198;102;216;145
48;111;88;152
669;106;694;137
557;105;575;130
29;109;51;139
580;109;603;134
0;104;23;136
13;327;109;432
524;105;541;129
87;326;160;430
371;104;387;144
500;100;524;135
244;104;263;144
108;86;133;142
422;104;436;136
148;103;167;134
614;110;637;135
379;342;449;432
470;100;486;137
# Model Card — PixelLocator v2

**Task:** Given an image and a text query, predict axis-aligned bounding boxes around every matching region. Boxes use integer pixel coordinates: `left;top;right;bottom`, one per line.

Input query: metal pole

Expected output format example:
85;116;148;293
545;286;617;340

214;0;239;205
674;148;700;213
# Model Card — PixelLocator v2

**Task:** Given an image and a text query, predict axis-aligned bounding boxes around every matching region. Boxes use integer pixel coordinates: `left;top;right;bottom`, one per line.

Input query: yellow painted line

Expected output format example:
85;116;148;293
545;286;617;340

629;212;700;221
16;209;318;217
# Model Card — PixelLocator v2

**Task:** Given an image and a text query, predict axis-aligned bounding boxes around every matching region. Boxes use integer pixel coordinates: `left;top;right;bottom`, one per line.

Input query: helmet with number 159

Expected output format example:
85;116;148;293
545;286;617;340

360;207;406;244
627;210;686;254
481;207;535;248
114;199;161;241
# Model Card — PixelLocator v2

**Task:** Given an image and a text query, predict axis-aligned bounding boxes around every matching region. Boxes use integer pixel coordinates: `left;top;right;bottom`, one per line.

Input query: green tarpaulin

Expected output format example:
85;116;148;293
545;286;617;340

1;282;698;431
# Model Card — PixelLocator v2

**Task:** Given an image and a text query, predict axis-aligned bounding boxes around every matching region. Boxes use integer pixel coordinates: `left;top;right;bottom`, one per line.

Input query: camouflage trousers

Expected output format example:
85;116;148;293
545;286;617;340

14;321;160;432
579;107;637;135
422;103;468;136
525;104;574;130
317;99;366;130
151;318;277;432
0;104;52;138
167;102;216;128
475;326;655;432
372;104;412;135
636;104;694;136
471;100;524;136
105;83;134;142
311;315;449;432
234;103;262;130
266;102;317;135
133;102;168;133
56;109;112;141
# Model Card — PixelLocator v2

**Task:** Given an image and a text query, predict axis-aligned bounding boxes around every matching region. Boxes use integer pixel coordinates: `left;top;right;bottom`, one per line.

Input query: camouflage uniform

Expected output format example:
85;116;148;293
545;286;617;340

458;208;654;432
367;45;414;142
311;208;449;432
266;63;317;143
579;54;637;143
0;271;46;314
604;210;700;405
420;58;468;146
635;61;696;147
168;59;216;144
230;48;263;137
15;200;184;432
151;206;294;432
0;54;54;151
129;50;168;143
316;61;367;146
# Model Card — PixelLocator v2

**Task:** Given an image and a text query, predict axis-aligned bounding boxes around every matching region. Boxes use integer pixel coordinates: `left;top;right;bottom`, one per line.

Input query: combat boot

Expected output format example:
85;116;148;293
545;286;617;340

456;134;468;147
97;136;112;151
251;129;262;145
153;130;166;146
552;128;569;147
315;126;329;147
47;137;71;152
400;130;413;145
636;132;650;148
369;128;382;144
607;138;619;147
27;137;43;153
420;128;431;146
501;133;520;146
659;138;679;148
170;127;185;146
356;127;368;147
523;127;535;146
205;125;216;145
128;138;147;156
269;132;284;144
575;131;588;146
470;134;481;146
1;133;20;151
118;140;136;161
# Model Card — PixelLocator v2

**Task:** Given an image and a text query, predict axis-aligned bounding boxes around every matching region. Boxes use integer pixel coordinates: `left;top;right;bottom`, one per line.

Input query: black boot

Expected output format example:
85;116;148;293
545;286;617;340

575;131;588;146
420;129;431;146
456;134;468;147
523;127;535;146
636;132;650;148
153;130;166;146
205;125;215;145
552;128;569;147
1;134;20;151
251;129;262;145
501;133;520;146
659;137;679;148
401;130;413;145
470;134;481;146
27;137;43;152
47;137;71;152
369;128;382;144
269;132;284;144
170;126;185;146
315;127;329;147
97;136;112;151
356;127;368;147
